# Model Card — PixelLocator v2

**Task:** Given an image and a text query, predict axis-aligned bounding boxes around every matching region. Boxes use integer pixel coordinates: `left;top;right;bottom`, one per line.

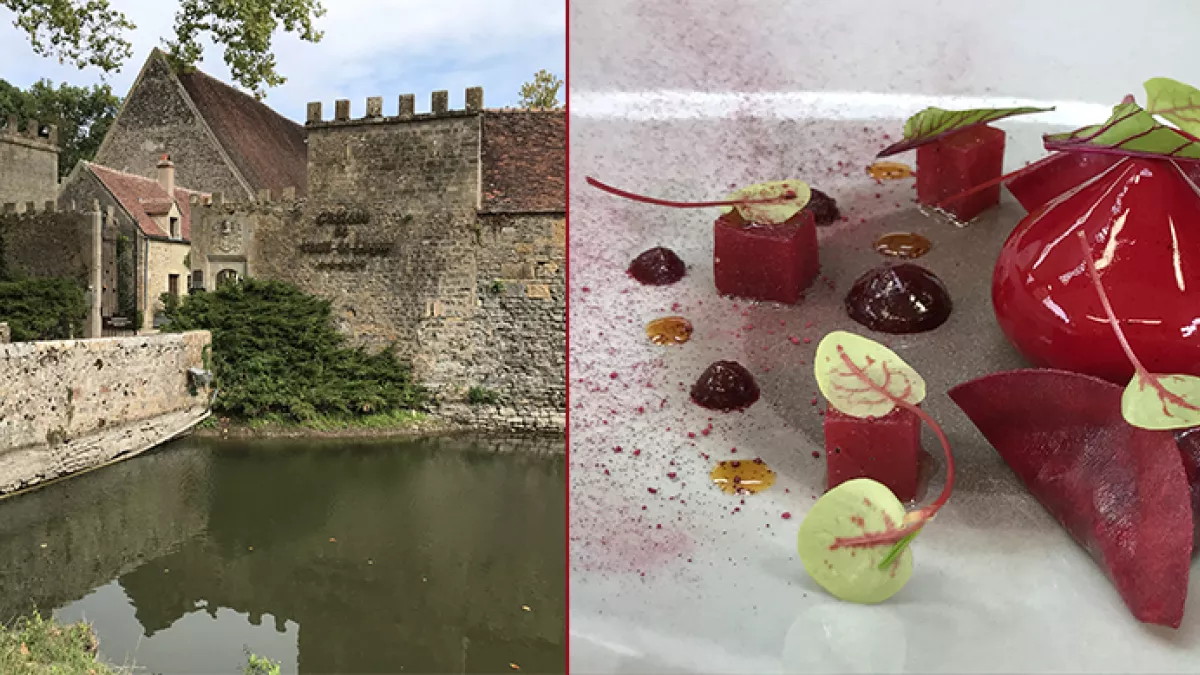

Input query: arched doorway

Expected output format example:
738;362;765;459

216;269;242;288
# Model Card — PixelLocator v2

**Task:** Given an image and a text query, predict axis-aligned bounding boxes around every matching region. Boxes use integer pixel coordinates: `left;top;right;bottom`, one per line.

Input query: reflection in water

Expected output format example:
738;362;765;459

0;436;566;674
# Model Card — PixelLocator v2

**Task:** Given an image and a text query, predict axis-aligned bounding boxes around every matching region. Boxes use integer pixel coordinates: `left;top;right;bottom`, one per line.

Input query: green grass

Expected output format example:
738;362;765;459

0;612;283;674
467;386;500;405
239;409;428;432
0;611;127;674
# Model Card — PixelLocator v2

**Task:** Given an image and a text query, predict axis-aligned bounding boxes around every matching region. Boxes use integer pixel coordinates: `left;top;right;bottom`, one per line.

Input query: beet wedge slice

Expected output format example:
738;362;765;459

949;368;1192;628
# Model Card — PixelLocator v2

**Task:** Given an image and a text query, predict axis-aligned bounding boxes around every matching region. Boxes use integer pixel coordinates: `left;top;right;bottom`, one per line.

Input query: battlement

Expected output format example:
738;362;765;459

0;199;113;219
305;87;484;127
199;186;306;213
1;115;58;149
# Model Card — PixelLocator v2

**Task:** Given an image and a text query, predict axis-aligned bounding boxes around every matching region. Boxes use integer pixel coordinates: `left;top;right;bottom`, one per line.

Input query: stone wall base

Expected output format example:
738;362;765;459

436;403;565;434
0;406;210;495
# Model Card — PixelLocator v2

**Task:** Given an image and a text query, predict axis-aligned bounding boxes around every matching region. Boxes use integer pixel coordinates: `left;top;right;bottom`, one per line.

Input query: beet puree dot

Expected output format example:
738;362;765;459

844;263;952;334
806;188;840;226
690;361;760;412
628;247;686;285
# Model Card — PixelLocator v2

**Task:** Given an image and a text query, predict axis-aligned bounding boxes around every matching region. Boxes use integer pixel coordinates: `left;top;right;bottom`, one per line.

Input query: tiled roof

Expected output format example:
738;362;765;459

480;110;565;213
177;69;308;198
87;162;207;240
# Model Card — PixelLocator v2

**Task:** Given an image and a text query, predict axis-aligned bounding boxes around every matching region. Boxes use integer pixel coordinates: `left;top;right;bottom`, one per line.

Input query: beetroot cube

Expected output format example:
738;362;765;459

713;209;818;305
823;404;921;502
917;124;1006;221
1004;151;1122;213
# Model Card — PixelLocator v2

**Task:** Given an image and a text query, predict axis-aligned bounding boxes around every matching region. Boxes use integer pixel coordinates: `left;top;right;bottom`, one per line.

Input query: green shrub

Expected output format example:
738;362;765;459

161;278;427;422
467;386;500;405
0;278;86;341
0;611;125;674
243;649;281;675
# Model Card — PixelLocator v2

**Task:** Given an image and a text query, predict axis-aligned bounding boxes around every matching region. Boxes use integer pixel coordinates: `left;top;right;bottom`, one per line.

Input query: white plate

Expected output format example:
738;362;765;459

567;112;1200;673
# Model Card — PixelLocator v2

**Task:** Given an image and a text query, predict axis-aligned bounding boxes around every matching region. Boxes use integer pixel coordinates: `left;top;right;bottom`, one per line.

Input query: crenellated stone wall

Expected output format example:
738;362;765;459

0;115;59;208
187;89;565;432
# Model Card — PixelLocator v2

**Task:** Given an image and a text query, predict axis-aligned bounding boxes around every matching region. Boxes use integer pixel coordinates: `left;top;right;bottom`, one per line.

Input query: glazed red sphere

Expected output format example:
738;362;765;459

993;156;1200;384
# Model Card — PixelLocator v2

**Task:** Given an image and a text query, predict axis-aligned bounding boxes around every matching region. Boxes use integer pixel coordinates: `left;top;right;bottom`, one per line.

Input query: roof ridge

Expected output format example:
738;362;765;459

85;161;207;196
178;67;304;129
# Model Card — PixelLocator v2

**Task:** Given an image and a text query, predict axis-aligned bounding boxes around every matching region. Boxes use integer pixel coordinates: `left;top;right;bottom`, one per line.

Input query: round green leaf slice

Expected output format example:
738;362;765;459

798;478;913;604
814;330;926;419
1121;373;1200;430
718;180;812;225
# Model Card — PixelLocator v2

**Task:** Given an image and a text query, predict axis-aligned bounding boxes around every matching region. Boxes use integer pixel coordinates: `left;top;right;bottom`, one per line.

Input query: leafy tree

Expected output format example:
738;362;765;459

161;278;427;421
0;77;120;177
519;69;563;110
4;0;326;97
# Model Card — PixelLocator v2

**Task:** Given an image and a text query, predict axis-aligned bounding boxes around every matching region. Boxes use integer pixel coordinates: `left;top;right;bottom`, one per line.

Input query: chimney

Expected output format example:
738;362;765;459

157;153;175;196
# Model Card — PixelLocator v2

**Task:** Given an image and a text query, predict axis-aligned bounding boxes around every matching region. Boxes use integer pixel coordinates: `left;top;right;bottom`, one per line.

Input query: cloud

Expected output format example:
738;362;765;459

0;0;564;120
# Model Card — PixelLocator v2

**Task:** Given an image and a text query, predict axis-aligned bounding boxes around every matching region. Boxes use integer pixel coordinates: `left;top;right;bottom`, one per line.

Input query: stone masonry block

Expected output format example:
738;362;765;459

307;101;322;123
466;87;483;112
399;94;415;118
525;284;551;299
366;96;383;118
335;99;351;121
432;91;449;114
499;262;534;279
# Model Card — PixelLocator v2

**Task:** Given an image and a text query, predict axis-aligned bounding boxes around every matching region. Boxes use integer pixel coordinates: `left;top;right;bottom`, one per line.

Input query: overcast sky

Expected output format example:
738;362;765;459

0;0;565;121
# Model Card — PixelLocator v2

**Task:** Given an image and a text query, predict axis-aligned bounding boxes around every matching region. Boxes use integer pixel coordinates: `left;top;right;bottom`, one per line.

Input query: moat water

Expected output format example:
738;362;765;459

0;435;566;674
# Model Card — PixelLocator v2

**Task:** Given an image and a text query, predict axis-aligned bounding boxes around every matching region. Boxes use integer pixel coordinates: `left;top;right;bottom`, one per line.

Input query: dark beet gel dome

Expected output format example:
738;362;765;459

806;188;841;225
628;247;686;285
690;361;760;412
845;264;952;334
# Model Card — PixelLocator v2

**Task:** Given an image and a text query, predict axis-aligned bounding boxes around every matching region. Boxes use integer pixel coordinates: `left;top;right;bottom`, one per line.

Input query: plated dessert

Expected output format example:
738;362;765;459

583;75;1200;632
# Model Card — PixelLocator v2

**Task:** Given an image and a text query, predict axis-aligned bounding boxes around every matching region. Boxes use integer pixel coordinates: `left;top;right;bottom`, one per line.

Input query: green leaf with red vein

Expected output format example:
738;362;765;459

1044;102;1200;162
877;106;1052;157
814;330;926;418
1144;77;1200;140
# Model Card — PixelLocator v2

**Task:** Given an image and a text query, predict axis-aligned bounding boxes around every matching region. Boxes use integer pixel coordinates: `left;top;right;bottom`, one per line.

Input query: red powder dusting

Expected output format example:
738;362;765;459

633;449;642;457
811;451;820;458
613;446;623;453
730;447;738;454
789;336;800;345
667;472;677;479
804;337;812;344
610;372;618;379
781;512;792;520
648;488;659;494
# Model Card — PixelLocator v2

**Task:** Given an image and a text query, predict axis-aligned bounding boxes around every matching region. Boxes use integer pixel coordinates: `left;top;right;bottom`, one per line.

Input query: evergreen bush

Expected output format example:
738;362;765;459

0;278;86;341
162;278;427;421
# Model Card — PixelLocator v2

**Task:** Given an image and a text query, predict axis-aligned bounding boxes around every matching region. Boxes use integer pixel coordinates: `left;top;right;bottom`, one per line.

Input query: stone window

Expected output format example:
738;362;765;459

191;269;204;292
170;216;181;239
168;274;179;298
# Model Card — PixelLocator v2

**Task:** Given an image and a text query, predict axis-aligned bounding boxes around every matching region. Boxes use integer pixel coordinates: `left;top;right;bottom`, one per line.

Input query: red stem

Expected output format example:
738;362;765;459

1076;231;1200;414
586;176;796;209
1075;230;1151;381
935;152;1062;207
826;347;956;550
